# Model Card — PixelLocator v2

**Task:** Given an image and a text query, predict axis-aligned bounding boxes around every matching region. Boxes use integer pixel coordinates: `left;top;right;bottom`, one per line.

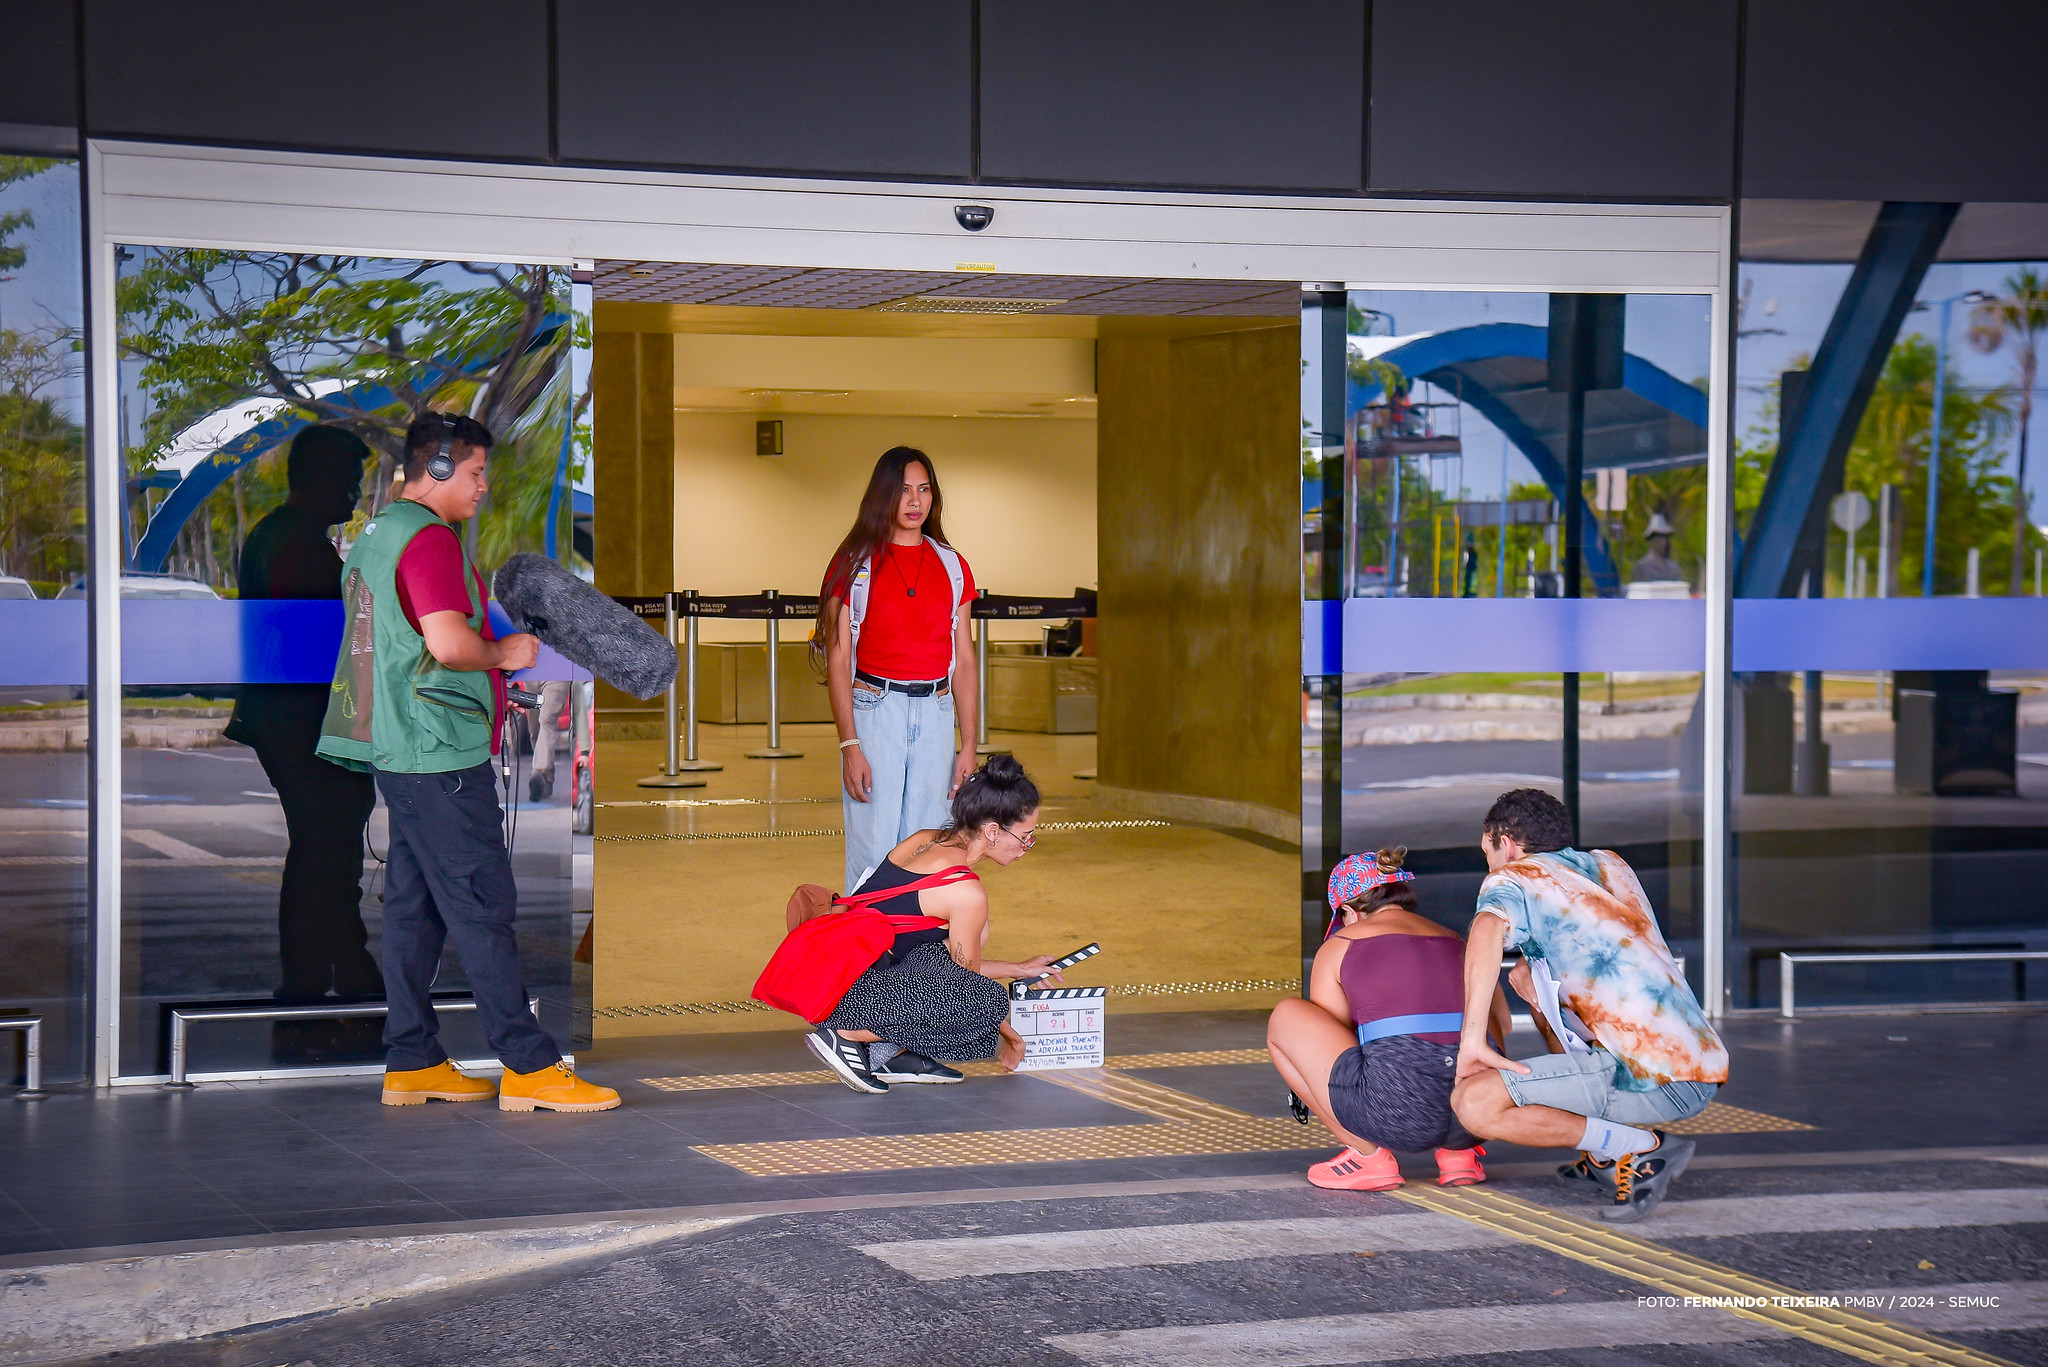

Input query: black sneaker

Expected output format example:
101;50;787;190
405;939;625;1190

873;1051;963;1084
1287;1091;1313;1125
804;1025;888;1093
1601;1132;1696;1223
529;770;554;802
1557;1150;1618;1189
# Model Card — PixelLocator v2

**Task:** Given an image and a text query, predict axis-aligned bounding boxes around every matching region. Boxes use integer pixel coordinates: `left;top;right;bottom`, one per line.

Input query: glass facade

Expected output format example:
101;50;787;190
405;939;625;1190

0;154;88;1084
108;249;586;1078
1305;288;1714;999
1730;204;2048;1009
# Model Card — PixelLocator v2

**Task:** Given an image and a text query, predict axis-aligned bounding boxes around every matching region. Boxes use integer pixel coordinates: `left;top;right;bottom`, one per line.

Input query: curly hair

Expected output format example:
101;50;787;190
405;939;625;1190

1482;787;1573;854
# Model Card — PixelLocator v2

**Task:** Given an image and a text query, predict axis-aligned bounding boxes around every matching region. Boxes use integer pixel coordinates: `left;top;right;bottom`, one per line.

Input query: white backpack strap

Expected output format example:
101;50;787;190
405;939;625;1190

845;555;873;676
927;539;967;681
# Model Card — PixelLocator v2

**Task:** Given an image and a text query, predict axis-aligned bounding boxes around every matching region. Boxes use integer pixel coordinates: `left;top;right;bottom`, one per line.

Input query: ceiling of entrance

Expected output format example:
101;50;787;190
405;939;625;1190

594;262;1298;316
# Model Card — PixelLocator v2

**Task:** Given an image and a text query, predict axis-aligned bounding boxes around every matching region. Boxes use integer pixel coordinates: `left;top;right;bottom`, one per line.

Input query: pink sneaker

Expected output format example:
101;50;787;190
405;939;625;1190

1434;1145;1487;1187
1307;1145;1404;1191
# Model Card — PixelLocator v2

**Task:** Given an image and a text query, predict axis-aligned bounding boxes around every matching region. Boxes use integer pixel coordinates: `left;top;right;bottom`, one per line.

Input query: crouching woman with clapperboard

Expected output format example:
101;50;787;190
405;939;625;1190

753;755;1070;1092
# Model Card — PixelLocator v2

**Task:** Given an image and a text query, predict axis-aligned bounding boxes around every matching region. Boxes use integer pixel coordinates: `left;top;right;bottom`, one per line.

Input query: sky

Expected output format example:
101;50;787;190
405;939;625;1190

1735;259;2045;511
0;158;84;421
1346;289;1714;502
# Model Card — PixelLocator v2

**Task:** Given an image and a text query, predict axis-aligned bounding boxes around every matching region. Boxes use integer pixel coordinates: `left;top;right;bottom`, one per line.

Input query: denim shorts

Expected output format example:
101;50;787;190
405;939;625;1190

1499;1049;1717;1126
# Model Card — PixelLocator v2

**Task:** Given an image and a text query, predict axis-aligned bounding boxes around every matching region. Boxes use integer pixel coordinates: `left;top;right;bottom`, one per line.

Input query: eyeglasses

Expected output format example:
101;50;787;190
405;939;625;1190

997;824;1037;851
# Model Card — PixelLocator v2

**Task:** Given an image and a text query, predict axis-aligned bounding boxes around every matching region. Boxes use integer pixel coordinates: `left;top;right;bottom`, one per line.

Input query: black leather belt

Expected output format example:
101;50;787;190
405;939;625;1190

855;670;950;697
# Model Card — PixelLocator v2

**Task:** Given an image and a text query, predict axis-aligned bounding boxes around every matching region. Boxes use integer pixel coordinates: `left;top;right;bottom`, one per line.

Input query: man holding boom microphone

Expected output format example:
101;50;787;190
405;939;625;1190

317;413;620;1113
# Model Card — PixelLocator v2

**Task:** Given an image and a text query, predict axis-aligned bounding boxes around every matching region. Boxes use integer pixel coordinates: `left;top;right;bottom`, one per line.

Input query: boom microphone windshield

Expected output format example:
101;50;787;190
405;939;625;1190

493;553;677;700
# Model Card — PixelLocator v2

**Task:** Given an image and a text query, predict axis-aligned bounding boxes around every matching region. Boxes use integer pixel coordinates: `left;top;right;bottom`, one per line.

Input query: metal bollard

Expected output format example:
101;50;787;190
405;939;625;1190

4;1016;43;1099
975;588;995;753
745;589;802;759
639;592;708;788
677;590;721;771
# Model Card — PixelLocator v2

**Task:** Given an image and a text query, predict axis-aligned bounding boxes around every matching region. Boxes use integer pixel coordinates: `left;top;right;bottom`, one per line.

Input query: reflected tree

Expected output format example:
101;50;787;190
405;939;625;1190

116;251;572;584
1965;268;2047;594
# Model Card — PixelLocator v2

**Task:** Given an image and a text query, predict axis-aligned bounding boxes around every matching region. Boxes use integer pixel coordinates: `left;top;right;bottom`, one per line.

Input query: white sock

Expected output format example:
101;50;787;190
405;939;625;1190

1580;1118;1658;1162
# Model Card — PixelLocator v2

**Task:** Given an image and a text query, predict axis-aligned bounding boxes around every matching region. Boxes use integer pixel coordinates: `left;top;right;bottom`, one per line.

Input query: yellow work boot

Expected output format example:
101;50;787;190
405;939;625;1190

381;1060;495;1106
498;1061;621;1113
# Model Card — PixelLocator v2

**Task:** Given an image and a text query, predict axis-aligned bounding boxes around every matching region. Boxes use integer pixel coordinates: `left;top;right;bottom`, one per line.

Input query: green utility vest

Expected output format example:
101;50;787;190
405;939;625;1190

316;498;496;774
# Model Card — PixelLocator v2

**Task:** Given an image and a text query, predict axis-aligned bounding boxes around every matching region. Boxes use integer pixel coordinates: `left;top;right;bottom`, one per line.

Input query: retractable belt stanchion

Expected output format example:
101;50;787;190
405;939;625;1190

744;588;803;759
968;589;1098;763
674;589;721;773
638;591;708;789
975;587;995;754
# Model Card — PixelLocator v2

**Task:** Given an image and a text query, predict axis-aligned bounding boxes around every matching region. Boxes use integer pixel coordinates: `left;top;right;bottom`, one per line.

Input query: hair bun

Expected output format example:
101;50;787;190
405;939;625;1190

979;753;1028;787
1374;846;1408;874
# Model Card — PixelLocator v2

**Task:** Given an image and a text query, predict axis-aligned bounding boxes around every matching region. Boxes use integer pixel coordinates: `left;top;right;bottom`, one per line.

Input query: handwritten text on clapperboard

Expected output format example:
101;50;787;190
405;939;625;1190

1010;986;1107;1071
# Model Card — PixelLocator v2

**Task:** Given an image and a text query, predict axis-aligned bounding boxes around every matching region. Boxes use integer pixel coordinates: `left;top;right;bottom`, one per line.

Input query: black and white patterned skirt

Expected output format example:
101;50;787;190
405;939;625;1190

822;943;1011;1062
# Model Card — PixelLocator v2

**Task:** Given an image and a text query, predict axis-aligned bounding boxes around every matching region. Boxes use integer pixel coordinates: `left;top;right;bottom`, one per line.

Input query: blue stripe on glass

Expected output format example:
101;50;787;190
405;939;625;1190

1302;597;2048;674
0;600;590;686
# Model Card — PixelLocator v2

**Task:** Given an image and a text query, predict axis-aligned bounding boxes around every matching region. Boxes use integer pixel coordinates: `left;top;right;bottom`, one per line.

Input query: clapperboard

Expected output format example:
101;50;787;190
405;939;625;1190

1008;986;1107;1071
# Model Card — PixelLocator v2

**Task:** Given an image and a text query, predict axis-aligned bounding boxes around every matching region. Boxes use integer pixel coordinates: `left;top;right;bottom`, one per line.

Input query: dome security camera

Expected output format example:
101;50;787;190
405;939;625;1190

954;204;995;232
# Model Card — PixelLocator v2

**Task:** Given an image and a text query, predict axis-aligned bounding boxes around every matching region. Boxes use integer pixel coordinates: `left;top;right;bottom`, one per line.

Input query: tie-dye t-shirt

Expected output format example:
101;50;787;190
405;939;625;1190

1476;848;1727;1091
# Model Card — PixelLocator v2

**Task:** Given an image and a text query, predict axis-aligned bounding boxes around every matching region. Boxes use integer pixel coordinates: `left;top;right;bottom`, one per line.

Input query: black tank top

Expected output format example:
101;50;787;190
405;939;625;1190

854;857;955;954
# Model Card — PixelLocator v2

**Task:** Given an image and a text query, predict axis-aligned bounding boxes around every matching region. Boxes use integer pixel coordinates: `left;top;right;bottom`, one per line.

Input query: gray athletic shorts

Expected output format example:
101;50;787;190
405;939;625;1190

1500;1048;1717;1127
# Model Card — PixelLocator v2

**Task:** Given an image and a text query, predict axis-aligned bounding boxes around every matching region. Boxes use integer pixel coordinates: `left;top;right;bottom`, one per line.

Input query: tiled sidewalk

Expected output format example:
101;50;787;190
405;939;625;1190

2;1008;2043;1261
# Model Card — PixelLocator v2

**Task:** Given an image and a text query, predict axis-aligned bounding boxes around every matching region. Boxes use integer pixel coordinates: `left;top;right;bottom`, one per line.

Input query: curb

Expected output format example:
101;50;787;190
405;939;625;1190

0;1215;747;1365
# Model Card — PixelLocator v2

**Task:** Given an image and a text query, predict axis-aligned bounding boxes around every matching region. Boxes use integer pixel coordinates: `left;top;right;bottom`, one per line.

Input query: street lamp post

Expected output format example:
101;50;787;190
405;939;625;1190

1921;290;1995;597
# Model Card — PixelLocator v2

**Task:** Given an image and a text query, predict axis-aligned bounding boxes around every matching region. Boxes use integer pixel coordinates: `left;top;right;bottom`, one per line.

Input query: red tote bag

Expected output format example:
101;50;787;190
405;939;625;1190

751;867;979;1023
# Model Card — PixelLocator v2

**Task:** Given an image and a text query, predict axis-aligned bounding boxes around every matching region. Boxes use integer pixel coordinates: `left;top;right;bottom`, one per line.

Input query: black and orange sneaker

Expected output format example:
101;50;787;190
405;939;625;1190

1557;1150;1617;1189
1601;1132;1695;1223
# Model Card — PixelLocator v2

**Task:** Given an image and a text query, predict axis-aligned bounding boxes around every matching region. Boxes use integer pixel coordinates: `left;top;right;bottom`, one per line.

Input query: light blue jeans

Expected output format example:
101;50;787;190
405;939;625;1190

844;683;957;890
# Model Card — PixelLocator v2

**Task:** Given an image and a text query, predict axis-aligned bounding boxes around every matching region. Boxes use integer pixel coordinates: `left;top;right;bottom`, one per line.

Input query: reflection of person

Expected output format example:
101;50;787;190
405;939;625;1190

526;679;570;801
816;447;981;892
223;426;382;1025
1267;848;1500;1191
317;413;619;1114
1629;512;1686;586
807;755;1065;1093
1451;789;1727;1222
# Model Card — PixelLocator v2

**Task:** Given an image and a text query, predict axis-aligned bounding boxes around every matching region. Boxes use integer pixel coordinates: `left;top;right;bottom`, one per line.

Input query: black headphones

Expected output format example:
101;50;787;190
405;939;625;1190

426;413;459;482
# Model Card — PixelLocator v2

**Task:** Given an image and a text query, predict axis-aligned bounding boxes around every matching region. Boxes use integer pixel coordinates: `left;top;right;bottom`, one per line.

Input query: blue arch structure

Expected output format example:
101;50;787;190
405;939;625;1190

133;317;568;572
1346;322;1709;597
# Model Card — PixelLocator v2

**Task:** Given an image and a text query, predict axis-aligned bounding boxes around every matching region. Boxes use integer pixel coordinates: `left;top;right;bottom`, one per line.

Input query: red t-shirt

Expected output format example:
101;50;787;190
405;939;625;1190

395;521;507;754
824;540;975;682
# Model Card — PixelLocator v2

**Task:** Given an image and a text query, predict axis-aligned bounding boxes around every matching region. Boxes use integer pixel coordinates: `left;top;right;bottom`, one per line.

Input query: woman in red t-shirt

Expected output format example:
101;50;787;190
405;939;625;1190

814;447;980;891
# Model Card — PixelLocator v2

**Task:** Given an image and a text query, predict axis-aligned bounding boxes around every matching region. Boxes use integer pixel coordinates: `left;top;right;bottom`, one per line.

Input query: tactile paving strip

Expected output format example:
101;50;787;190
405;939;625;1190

1103;1048;1272;1069
694;1115;1324;1177
1391;1184;2020;1367
1663;1102;1814;1134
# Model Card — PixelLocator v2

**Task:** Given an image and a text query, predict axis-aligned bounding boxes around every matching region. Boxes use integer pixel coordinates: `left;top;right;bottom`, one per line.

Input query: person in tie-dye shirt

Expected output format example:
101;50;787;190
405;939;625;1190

1450;788;1727;1223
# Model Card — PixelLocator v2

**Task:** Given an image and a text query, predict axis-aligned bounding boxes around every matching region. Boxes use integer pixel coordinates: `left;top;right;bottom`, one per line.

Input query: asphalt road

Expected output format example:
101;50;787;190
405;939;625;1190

91;1157;2048;1367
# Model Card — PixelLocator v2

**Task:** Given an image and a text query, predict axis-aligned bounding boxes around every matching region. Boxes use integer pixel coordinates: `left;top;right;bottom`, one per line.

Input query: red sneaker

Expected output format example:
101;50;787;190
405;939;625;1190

1307;1146;1404;1191
1434;1144;1487;1187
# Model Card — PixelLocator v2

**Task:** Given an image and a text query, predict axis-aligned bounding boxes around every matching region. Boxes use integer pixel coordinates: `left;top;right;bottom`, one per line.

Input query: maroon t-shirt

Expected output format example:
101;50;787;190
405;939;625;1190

395;521;506;754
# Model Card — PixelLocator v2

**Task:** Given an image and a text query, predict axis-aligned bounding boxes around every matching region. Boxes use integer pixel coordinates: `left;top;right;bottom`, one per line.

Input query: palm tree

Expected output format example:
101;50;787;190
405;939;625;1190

1967;268;2048;594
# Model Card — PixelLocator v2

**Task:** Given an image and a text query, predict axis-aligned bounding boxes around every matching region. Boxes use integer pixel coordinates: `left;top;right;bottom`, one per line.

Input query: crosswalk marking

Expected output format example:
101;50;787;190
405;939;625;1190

860;1212;1505;1281
1047;1300;1776;1367
1642;1187;2048;1240
1044;1284;2046;1367
853;1188;2048;1280
1388;1184;2021;1367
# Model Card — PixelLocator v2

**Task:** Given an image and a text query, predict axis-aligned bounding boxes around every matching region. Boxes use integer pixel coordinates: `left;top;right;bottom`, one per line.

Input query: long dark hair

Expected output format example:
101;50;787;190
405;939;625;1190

812;446;949;670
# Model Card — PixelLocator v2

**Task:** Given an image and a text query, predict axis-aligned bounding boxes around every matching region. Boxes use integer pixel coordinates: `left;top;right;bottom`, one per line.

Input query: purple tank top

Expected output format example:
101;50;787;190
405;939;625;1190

1337;933;1465;1045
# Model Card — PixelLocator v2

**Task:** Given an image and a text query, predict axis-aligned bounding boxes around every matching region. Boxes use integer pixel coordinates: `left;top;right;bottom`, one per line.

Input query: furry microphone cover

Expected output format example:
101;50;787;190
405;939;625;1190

493;553;678;700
